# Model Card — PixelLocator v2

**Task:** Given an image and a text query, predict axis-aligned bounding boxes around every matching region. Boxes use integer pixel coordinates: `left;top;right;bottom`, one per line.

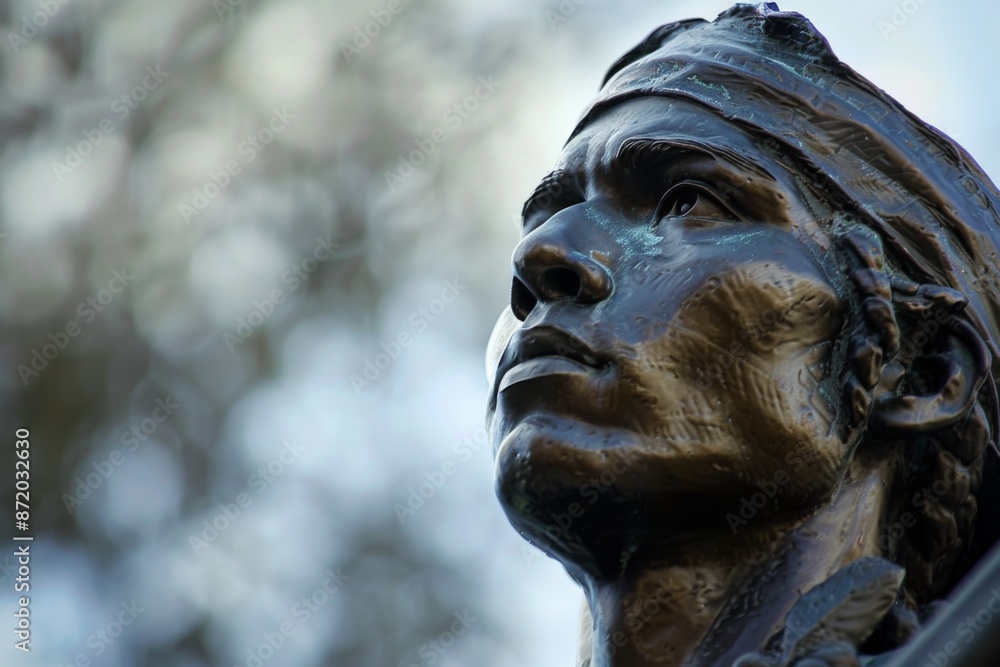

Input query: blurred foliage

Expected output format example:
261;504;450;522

0;1;574;665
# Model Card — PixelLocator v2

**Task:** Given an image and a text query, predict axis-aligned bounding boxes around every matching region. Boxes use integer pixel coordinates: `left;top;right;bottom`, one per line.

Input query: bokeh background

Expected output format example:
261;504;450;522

0;0;997;665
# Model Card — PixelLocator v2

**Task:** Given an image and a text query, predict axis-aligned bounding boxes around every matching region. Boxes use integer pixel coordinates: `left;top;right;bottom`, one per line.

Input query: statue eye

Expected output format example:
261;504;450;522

653;181;732;227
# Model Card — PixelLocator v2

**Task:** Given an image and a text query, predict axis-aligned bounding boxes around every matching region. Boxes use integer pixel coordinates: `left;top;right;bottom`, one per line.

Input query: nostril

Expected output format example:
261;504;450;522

540;267;582;300
510;277;537;321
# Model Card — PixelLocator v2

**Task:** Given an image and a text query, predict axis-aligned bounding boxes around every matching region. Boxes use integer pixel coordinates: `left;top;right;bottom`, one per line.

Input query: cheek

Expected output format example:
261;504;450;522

614;333;749;466
620;262;849;491
731;345;846;495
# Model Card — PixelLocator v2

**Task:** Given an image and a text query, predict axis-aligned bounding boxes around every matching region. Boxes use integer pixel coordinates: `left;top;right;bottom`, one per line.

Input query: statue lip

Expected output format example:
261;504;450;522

496;325;610;392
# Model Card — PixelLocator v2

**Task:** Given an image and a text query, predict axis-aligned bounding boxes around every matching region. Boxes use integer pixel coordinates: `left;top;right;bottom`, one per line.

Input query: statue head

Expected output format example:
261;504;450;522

486;1;1000;614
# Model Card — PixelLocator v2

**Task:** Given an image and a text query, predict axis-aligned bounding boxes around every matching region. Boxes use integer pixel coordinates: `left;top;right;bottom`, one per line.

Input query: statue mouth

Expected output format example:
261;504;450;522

495;325;612;394
499;356;595;391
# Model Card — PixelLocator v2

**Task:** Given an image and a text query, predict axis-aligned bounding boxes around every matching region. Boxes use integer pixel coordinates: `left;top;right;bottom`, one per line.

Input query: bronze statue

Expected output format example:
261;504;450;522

485;4;1000;666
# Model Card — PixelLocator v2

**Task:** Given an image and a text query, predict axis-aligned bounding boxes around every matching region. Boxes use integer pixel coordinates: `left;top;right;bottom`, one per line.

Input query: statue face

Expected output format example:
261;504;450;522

487;97;857;556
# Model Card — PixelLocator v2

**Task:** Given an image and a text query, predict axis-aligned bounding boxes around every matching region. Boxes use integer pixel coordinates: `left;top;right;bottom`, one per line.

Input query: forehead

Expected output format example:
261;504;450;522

545;95;842;254
558;96;787;178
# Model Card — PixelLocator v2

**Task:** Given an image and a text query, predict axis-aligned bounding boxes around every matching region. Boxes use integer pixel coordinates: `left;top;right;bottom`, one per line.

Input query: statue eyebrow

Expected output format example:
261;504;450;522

520;169;585;224
610;136;771;180
518;139;773;227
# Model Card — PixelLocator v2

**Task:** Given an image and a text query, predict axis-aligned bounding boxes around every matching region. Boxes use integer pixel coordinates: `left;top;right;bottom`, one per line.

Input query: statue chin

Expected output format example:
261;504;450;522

491;416;625;566
493;416;763;574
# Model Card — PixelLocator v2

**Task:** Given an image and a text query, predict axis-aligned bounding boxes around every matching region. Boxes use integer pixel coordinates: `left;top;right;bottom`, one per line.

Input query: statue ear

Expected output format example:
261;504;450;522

870;315;991;434
837;228;993;436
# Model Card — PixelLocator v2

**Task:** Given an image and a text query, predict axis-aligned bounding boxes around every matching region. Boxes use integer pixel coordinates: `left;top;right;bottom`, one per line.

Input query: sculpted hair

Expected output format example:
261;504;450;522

577;1;1000;623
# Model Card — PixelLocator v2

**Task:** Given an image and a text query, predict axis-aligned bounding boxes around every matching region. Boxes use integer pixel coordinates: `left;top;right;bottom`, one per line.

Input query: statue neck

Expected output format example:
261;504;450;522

577;461;891;667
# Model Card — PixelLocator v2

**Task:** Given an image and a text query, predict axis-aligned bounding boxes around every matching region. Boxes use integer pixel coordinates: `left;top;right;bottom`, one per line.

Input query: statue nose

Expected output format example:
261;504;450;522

510;227;613;320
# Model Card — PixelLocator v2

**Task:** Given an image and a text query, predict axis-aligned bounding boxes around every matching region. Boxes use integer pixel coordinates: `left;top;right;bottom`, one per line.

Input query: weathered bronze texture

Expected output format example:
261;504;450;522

485;3;1000;666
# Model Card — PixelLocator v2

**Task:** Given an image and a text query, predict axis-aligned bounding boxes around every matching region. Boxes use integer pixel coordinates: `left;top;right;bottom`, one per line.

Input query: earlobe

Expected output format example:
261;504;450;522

870;318;991;434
